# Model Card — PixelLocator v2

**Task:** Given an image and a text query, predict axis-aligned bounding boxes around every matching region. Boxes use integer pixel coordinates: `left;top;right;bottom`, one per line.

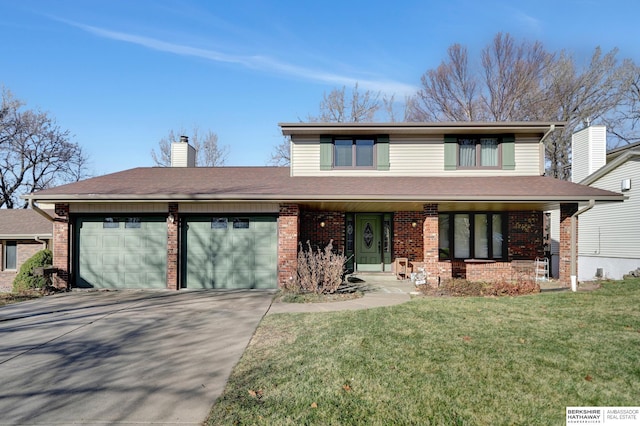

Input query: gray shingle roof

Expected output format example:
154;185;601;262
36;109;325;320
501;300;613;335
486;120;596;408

25;167;623;203
0;209;53;238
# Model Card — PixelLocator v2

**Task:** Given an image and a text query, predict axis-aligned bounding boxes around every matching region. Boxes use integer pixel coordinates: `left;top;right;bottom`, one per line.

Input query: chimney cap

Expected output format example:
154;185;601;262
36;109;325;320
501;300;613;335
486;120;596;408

180;135;189;143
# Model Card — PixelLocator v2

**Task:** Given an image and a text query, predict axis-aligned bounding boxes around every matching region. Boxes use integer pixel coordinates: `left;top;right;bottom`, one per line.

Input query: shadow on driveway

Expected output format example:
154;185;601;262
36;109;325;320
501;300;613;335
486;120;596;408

0;290;274;425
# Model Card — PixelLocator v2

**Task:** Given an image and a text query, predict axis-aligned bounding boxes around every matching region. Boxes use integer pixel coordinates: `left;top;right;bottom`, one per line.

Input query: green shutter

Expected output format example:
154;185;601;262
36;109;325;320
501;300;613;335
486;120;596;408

320;135;332;170
377;135;390;170
502;134;515;170
444;136;457;170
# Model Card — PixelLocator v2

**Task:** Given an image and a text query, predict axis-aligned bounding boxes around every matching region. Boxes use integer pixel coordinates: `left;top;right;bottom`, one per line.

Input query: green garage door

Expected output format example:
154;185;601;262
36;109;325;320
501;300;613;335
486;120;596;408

183;216;278;289
75;216;167;289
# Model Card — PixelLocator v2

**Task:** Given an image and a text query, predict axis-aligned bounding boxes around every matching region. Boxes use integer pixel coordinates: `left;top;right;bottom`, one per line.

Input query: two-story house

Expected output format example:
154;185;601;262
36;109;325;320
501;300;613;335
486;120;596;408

23;122;623;291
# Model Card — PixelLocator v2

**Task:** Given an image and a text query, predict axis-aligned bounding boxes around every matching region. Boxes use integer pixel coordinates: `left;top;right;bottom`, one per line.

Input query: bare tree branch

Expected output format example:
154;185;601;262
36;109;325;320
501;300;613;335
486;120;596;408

151;126;229;167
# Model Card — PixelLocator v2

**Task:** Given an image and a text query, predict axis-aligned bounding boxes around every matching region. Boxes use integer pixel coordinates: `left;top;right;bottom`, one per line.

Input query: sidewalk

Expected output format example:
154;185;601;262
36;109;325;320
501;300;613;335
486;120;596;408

267;273;416;314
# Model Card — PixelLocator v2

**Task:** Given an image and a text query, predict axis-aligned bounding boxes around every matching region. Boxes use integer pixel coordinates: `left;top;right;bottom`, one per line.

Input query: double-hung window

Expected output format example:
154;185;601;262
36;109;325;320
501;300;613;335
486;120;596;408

444;134;515;171
320;134;390;171
334;137;375;168
439;213;505;260
458;137;500;168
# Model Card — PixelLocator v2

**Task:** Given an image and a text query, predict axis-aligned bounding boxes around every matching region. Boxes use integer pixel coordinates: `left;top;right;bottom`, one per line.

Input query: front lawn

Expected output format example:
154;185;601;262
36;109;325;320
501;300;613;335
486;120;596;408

207;280;640;425
0;292;42;307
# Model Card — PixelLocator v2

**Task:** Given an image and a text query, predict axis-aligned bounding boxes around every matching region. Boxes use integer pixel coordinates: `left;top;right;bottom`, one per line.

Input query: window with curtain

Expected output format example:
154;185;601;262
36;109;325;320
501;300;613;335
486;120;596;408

439;213;506;260
333;137;375;168
458;137;501;168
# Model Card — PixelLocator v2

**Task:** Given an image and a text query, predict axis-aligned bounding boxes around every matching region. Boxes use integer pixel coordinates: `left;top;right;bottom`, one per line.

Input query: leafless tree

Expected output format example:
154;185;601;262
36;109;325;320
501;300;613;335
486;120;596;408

307;83;382;123
0;88;91;208
268;136;290;166
151;127;229;167
406;33;632;179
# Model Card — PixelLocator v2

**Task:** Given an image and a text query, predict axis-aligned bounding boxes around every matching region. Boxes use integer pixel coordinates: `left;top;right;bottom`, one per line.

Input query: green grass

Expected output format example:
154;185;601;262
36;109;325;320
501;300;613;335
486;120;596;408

207;280;640;425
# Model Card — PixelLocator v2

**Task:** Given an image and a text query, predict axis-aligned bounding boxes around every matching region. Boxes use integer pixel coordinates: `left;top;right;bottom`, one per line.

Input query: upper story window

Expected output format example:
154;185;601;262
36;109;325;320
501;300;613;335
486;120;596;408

320;134;390;171
458;138;500;167
334;138;375;168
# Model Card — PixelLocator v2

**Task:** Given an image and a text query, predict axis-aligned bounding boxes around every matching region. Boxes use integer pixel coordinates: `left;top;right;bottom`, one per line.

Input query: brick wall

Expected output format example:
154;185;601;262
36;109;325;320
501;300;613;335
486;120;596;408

559;203;578;286
393;211;423;262
53;204;70;289
278;204;299;287
0;240;49;291
423;209;545;285
508;211;544;259
166;203;179;290
299;210;345;252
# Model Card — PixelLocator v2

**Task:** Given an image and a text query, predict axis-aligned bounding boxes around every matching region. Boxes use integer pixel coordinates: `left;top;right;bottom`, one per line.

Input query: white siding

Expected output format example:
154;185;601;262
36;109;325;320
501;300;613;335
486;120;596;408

578;158;640;279
290;134;543;177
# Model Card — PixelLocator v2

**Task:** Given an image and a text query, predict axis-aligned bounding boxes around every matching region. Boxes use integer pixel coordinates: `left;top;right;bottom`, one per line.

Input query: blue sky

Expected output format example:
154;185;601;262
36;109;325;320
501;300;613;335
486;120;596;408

1;0;639;175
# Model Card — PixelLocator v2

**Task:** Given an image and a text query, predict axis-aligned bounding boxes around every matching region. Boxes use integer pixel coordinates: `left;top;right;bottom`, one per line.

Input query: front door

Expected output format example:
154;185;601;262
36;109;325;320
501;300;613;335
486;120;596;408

355;214;382;271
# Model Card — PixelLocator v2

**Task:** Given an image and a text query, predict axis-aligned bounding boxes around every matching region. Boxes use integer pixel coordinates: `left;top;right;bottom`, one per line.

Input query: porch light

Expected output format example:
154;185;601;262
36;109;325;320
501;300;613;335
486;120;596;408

320;221;326;228
412;221;418;228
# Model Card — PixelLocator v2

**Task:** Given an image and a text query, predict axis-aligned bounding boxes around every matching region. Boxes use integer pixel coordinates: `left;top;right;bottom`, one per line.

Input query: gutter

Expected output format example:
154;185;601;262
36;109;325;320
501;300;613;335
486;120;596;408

28;198;54;222
539;124;556;145
570;200;595;291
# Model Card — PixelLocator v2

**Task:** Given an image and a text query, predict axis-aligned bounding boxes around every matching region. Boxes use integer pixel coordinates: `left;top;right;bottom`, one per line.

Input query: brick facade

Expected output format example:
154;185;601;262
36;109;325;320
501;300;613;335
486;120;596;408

559;203;578;286
278;204;299;287
53;204;70;289
166;203;179;290
393;211;424;263
299;210;345;252
0;240;49;291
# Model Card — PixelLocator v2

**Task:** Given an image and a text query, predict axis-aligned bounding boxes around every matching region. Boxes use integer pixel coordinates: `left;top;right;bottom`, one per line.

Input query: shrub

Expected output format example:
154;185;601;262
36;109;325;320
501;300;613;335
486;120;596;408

434;278;540;297
285;240;347;295
12;249;53;293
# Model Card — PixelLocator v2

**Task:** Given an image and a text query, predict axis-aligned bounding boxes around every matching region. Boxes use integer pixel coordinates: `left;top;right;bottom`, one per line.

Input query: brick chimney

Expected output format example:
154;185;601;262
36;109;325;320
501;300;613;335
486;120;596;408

170;135;196;167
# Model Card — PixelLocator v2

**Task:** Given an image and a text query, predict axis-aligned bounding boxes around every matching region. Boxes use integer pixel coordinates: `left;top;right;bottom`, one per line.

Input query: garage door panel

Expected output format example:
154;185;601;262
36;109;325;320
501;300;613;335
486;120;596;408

184;216;277;289
76;217;167;289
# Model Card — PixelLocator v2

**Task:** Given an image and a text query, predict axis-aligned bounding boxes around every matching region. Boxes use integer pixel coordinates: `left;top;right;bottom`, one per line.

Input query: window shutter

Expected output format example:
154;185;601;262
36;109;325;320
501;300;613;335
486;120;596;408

444;136;457;170
320;135;332;170
502;134;515;170
377;135;390;170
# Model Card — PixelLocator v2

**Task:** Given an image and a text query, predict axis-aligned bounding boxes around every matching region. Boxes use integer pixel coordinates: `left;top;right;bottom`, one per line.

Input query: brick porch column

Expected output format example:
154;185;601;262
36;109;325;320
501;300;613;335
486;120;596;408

423;203;439;287
559;203;578;287
167;203;179;290
278;203;299;288
53;204;70;289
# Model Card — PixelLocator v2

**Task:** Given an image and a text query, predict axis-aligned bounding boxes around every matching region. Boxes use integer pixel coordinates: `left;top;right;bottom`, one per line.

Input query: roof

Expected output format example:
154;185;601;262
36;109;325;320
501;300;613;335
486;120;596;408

279;121;565;136
24;167;623;208
0;209;53;239
581;148;640;186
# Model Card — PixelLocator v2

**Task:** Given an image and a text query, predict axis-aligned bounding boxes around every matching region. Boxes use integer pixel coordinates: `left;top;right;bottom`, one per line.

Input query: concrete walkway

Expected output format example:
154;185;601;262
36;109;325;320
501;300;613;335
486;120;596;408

267;273;416;314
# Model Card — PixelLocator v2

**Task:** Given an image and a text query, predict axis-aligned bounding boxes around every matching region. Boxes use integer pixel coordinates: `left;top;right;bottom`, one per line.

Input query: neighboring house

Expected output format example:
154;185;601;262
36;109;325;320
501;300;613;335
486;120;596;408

22;122;623;291
0;209;53;291
571;125;640;280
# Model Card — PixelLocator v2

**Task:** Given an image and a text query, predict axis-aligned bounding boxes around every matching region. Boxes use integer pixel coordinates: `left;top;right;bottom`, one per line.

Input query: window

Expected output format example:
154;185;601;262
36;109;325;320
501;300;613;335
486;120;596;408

333;138;375;168
458;137;500;168
4;241;17;270
103;218;120;229
439;213;505;260
233;218;250;229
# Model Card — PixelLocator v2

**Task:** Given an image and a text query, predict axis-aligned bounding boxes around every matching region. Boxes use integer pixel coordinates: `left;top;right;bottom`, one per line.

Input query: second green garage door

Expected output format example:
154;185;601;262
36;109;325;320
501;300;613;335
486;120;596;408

182;216;278;289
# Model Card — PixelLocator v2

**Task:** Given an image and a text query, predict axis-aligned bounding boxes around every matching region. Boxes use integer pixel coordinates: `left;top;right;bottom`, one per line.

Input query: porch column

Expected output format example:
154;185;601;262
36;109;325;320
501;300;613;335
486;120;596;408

167;203;179;290
53;203;70;289
559;203;578;287
423;203;439;287
278;203;300;288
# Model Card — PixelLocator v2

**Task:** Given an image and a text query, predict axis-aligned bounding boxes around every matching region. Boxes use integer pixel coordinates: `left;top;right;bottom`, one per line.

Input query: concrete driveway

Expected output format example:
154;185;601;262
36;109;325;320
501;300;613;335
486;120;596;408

0;289;274;425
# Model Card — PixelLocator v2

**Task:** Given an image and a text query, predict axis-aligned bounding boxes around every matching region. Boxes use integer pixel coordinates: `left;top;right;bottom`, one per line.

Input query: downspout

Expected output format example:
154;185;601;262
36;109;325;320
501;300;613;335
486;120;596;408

540;124;556;144
34;236;49;250
570;199;595;291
